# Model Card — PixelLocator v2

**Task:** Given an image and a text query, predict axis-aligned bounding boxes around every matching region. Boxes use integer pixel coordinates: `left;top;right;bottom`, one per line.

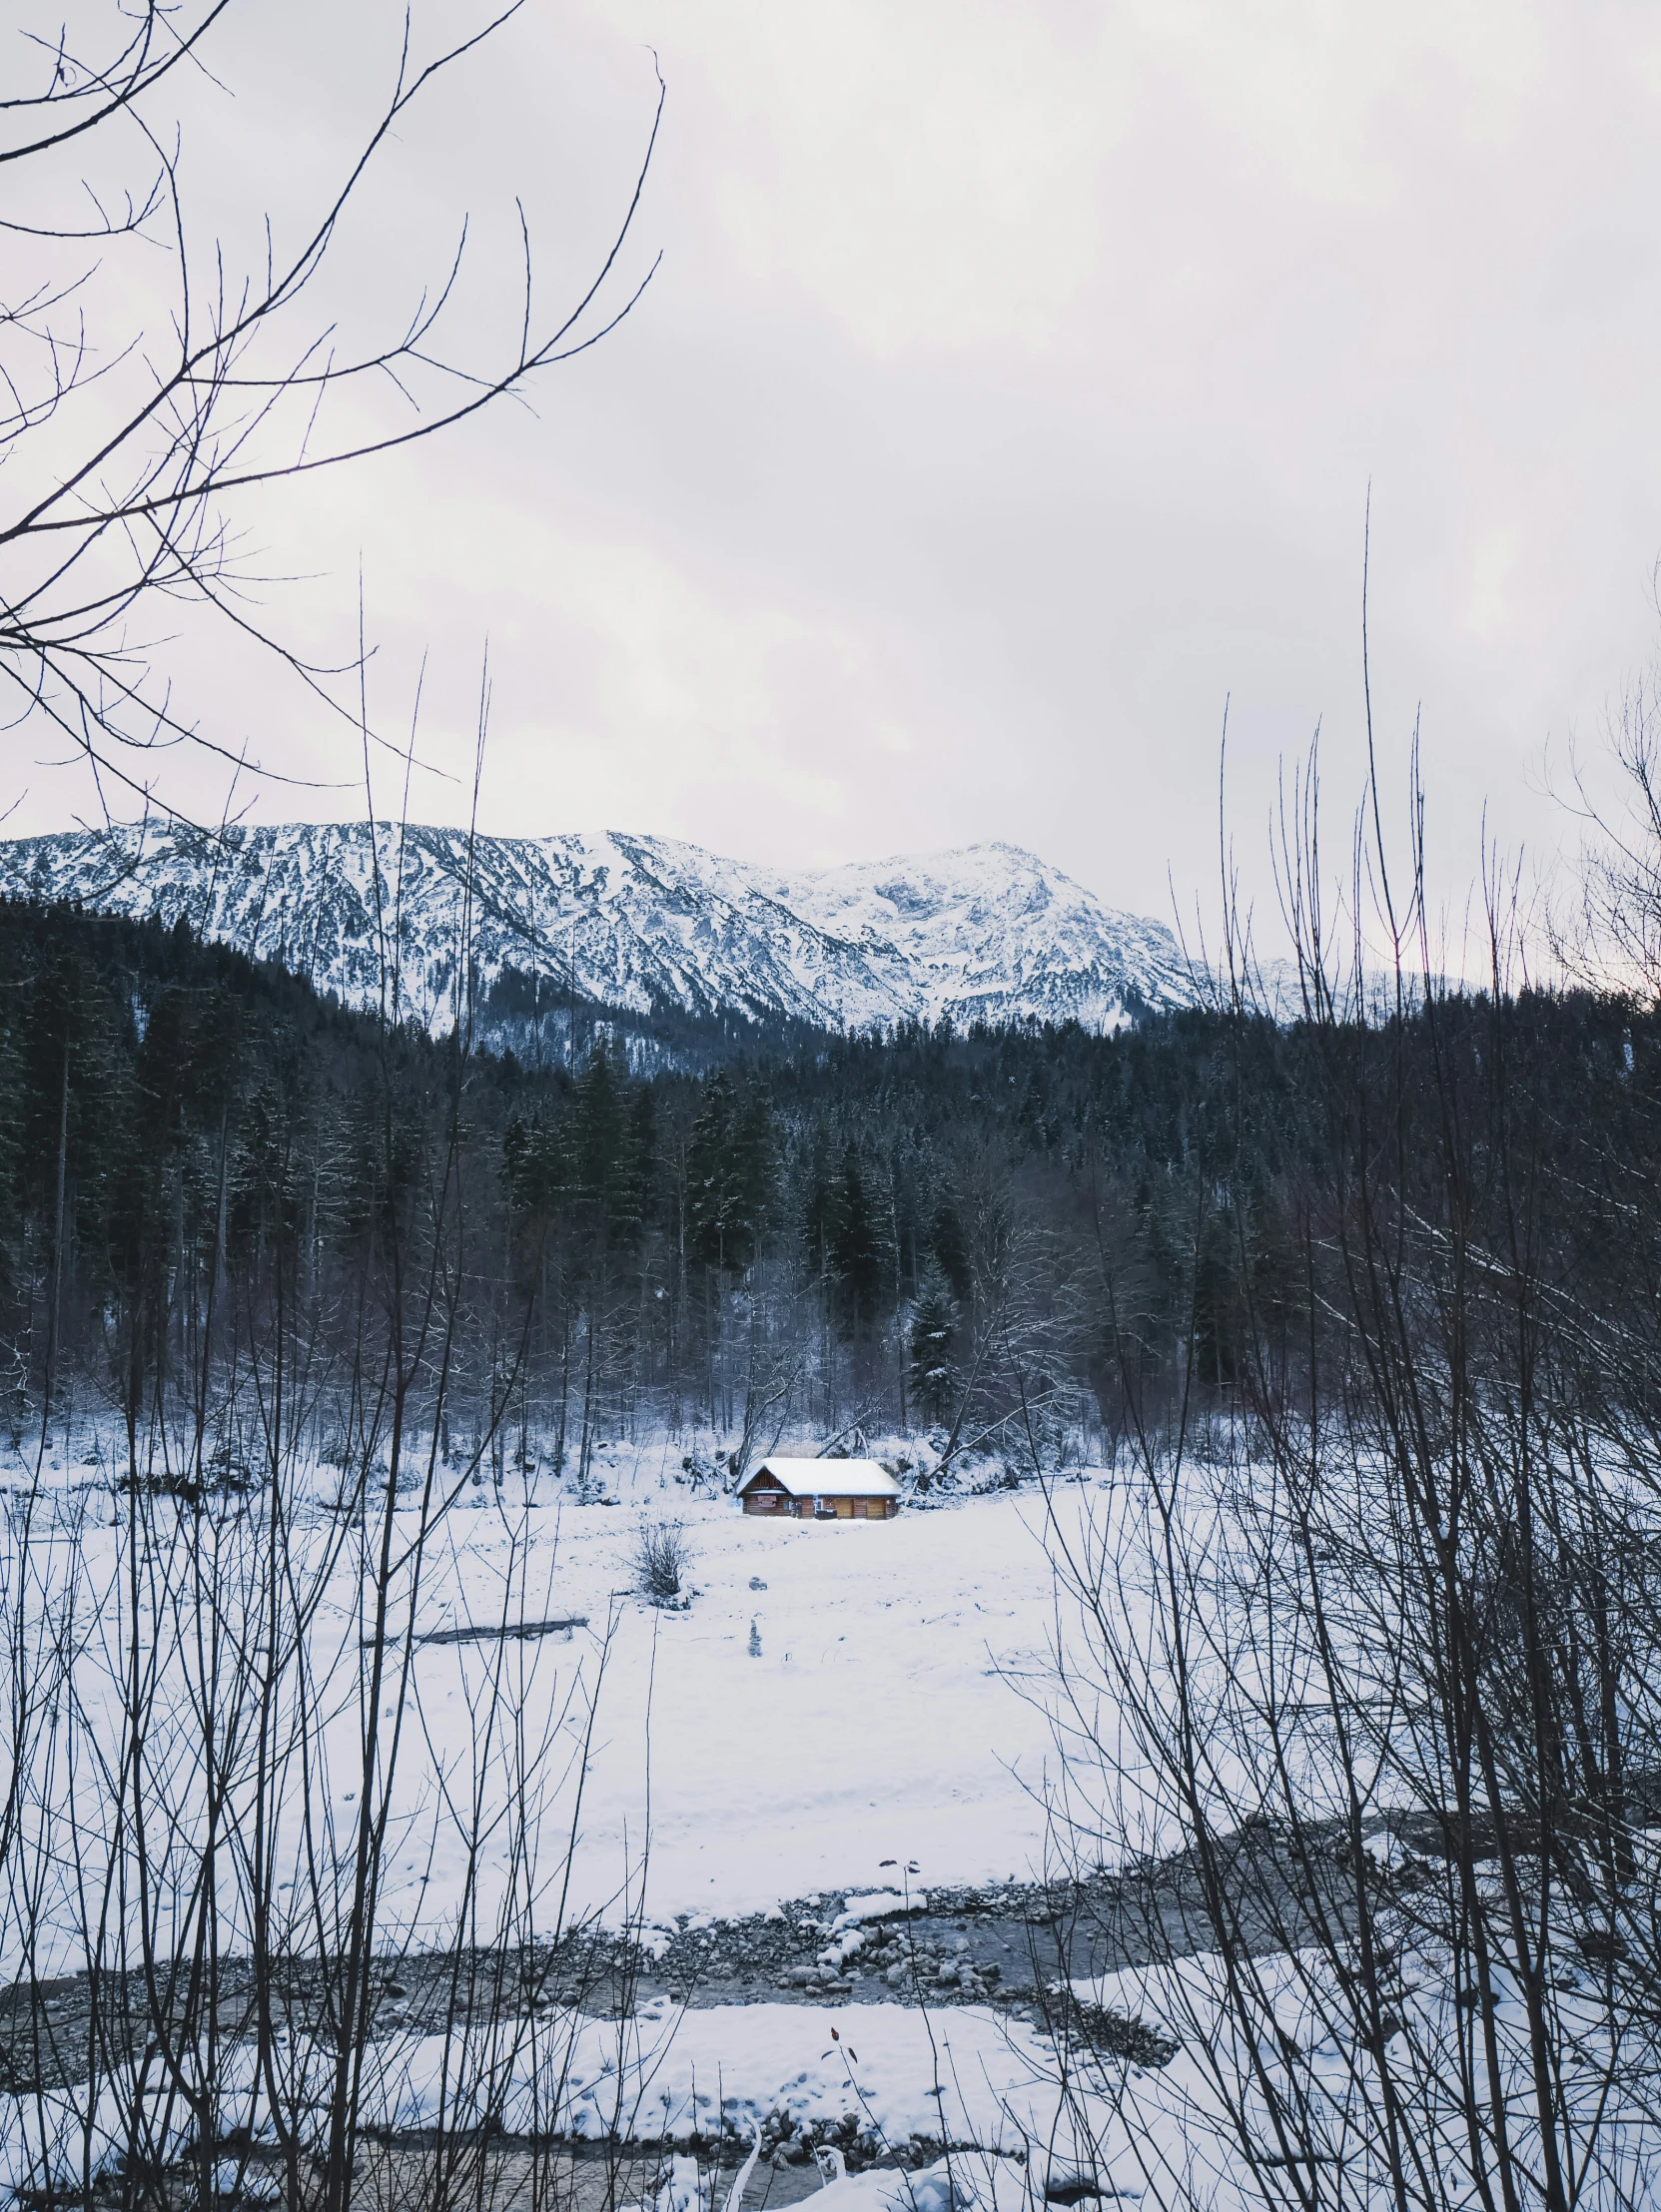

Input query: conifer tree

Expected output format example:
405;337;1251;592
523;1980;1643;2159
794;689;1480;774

907;1268;960;1424
827;1141;888;1334
686;1070;775;1272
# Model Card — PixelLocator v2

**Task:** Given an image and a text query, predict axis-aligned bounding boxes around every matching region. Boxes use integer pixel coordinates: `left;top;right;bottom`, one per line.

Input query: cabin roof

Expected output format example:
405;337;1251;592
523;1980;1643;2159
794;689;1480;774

740;1457;902;1500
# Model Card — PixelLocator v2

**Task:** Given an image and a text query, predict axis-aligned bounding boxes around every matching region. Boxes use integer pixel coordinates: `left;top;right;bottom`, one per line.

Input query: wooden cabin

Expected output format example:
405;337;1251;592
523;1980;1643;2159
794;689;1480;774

737;1457;901;1520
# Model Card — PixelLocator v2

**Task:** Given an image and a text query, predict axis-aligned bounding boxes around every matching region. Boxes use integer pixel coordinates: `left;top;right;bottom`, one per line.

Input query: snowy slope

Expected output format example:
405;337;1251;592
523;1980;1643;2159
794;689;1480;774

0;822;1196;1036
780;843;1192;1031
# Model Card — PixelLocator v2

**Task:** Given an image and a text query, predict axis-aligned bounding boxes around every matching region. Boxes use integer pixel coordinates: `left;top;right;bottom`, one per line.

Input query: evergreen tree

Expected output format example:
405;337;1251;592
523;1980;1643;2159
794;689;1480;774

827;1140;888;1333
800;1134;837;1283
686;1070;775;1271
929;1197;973;1305
569;1046;641;1249
908;1268;959;1423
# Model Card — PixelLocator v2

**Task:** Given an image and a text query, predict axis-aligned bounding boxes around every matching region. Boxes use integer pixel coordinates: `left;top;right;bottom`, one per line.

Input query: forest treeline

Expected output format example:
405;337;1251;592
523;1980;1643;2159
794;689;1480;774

2;894;1657;1488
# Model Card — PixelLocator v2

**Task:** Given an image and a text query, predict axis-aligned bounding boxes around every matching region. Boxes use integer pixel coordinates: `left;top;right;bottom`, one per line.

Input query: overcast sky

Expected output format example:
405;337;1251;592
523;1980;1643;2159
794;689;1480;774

12;0;1661;946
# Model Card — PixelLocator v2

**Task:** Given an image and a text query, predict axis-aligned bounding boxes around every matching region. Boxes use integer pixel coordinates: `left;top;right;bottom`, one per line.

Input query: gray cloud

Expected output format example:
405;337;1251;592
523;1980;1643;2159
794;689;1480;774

9;0;1660;949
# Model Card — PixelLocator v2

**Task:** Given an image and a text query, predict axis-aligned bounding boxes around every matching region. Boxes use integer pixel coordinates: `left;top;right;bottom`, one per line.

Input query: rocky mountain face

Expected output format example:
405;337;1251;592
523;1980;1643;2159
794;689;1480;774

0;822;1197;1042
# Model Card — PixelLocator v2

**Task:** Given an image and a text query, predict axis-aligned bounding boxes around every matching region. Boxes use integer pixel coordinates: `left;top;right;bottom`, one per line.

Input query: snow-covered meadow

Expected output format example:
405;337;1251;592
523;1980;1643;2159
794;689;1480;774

467;1474;1077;1926
0;1443;1098;1974
0;1443;1131;2195
1;1436;1655;2211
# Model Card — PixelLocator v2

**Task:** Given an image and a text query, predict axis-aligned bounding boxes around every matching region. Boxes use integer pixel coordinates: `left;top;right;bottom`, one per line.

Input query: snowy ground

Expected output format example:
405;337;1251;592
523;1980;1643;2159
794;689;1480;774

1;1446;1654;2207
0;1451;1131;2194
0;1441;1104;1966
12;1945;1650;2212
418;1478;1076;1928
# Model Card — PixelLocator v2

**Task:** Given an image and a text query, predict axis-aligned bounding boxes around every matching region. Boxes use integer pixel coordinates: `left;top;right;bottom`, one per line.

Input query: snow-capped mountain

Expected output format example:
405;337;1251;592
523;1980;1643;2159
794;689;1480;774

0;822;1197;1037
776;846;1188;1032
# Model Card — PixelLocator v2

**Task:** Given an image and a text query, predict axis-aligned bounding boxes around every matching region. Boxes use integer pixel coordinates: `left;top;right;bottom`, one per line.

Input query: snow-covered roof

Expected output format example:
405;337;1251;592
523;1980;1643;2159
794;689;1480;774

742;1457;902;1500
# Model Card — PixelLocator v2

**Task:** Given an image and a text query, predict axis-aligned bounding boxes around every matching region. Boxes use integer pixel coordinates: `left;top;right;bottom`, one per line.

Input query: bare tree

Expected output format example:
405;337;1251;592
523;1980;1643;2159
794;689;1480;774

0;0;661;827
1030;728;1661;2212
1552;663;1661;998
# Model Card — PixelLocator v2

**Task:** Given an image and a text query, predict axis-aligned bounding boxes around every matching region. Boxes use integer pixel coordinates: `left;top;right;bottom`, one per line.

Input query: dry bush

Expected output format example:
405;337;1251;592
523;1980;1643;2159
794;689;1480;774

632;1520;692;1604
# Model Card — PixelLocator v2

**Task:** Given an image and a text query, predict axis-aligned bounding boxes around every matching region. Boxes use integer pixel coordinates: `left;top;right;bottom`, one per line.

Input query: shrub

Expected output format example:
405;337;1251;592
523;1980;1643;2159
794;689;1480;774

633;1519;691;1603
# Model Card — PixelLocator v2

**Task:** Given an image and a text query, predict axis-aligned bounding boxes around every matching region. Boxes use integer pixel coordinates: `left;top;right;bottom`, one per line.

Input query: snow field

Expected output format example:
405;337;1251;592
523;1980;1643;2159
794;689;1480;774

2;1454;1657;2208
304;1470;1111;1938
0;1461;1102;1978
539;1486;1073;1923
0;1466;1112;2190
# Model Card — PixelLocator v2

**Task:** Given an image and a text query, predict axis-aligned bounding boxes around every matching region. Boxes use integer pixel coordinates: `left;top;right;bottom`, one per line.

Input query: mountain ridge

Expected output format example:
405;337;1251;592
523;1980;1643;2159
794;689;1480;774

0;822;1198;1042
